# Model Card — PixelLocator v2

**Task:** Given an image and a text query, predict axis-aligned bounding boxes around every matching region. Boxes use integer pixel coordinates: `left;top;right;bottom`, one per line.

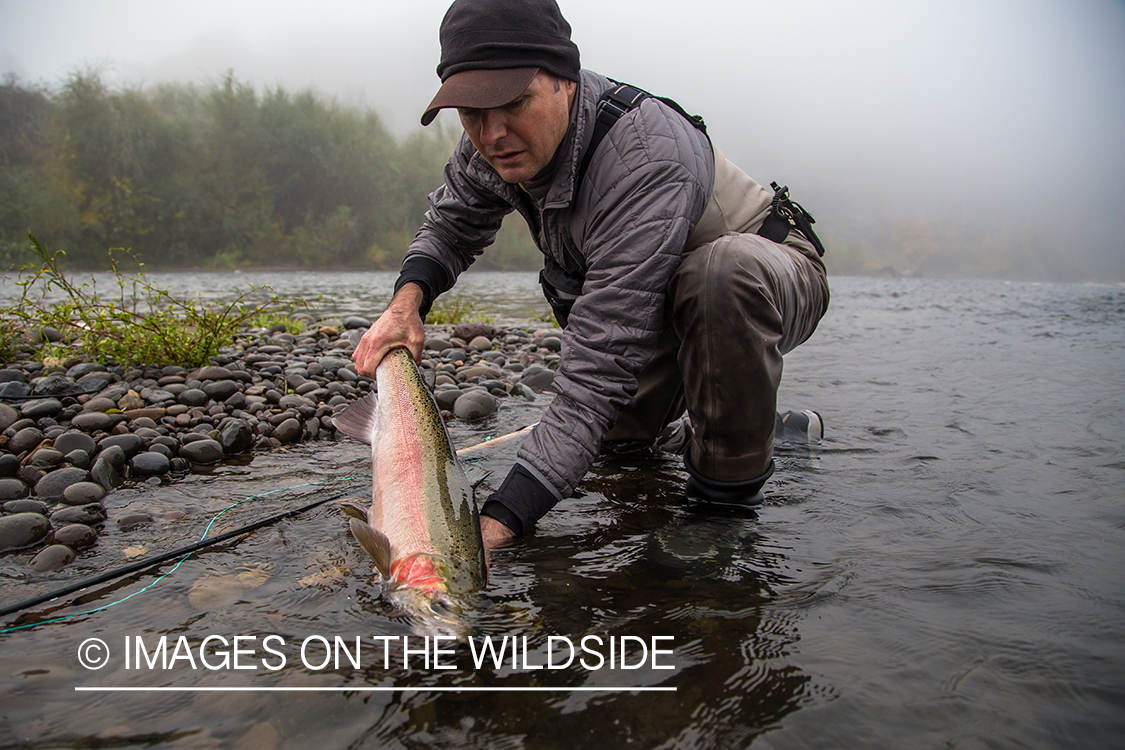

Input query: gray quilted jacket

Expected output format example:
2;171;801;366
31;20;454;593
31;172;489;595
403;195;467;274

402;68;787;517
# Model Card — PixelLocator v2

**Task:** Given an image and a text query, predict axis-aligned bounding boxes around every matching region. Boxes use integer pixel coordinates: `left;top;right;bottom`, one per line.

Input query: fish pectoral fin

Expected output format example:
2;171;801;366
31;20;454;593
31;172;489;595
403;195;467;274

349;518;393;580
333;392;378;445
336;501;369;520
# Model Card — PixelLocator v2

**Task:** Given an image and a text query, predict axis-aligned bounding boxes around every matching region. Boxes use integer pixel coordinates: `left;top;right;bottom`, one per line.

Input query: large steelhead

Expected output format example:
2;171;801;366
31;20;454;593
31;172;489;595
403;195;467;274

334;347;485;633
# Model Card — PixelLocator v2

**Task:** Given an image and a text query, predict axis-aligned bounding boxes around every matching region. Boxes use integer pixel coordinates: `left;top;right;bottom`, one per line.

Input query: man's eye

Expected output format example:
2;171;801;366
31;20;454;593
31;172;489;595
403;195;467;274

458;108;481;119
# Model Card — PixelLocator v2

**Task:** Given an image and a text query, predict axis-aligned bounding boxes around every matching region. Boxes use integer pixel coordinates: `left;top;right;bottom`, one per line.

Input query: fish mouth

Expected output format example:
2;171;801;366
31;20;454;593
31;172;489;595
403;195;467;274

383;583;470;640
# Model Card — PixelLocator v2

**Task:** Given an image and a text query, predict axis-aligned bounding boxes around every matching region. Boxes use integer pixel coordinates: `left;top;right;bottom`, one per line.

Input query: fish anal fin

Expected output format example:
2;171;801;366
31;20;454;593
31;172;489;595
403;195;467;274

333;392;378;445
349;518;393;580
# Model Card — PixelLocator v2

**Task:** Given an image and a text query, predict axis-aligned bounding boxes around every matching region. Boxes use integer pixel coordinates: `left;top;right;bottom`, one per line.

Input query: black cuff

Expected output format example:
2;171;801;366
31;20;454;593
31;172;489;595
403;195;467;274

479;464;558;536
479;500;524;537
395;256;449;317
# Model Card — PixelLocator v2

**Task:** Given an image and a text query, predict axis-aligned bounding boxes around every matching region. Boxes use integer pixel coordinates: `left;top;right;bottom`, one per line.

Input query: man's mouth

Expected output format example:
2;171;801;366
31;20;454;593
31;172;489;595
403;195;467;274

490;150;523;164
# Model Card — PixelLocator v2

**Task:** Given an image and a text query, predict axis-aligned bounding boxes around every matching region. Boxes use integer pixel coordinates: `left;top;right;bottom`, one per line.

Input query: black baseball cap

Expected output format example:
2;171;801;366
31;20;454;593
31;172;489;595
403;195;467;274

422;0;581;126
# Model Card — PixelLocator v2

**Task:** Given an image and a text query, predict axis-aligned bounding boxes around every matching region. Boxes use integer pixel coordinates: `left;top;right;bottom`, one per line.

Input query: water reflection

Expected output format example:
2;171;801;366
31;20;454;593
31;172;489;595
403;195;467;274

458;452;817;747
1;446;820;748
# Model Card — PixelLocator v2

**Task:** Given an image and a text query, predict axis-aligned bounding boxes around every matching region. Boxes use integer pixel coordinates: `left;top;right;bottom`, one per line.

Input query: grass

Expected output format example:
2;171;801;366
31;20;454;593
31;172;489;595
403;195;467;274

426;292;495;326
247;310;307;334
2;233;306;367
527;308;560;327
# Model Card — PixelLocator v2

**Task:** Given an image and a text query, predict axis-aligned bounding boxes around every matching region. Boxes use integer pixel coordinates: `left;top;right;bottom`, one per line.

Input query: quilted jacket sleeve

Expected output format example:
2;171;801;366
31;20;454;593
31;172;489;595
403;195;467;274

398;134;514;308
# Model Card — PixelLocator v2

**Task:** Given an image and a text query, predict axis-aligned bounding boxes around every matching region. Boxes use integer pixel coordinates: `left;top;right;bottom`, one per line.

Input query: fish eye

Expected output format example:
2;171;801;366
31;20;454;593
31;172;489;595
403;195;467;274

430;599;462;617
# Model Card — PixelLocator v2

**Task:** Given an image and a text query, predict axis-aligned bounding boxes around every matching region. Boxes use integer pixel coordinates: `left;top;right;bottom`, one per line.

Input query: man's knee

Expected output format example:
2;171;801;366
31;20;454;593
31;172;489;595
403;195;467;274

673;234;786;332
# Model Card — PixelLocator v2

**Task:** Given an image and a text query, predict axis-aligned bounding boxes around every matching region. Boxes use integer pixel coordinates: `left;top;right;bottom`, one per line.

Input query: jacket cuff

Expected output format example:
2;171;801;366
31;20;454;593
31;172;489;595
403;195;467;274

395;256;447;317
480;463;558;536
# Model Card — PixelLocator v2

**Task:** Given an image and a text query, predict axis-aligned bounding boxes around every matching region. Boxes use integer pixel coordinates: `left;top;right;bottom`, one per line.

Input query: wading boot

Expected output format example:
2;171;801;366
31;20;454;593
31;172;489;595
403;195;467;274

775;410;824;446
683;453;774;508
654;416;693;455
653;410;824;457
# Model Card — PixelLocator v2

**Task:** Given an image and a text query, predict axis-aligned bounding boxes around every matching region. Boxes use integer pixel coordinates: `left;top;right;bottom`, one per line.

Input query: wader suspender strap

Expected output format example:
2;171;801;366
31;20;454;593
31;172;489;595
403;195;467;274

576;82;707;188
540;83;707;328
575;82;825;259
542;83;707;328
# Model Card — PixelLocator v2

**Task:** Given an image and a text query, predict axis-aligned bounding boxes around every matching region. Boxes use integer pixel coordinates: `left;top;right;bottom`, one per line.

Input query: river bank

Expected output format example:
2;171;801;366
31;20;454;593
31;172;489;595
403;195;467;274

0;317;561;573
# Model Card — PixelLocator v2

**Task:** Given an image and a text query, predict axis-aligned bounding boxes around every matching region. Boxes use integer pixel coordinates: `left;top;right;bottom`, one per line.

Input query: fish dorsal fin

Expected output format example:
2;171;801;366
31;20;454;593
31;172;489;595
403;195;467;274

333;392;378;445
349;518;393;580
337;501;368;521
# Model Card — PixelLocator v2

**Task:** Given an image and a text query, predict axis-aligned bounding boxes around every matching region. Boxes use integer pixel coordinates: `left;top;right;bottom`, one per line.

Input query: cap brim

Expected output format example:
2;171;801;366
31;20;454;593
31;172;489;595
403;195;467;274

421;67;539;126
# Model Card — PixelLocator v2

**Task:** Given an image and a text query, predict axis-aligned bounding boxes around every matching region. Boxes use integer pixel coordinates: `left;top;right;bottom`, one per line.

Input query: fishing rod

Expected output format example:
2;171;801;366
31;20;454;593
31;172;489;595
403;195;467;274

0;486;360;622
456;422;538;458
0;423;537;626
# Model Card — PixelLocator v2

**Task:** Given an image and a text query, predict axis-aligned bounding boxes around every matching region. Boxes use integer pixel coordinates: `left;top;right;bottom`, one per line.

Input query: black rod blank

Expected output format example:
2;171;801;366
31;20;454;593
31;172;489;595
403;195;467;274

0;486;360;623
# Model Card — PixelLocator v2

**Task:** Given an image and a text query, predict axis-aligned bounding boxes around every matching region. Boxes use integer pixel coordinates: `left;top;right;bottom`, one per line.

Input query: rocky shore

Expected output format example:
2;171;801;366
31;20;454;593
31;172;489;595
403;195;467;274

0;317;561;573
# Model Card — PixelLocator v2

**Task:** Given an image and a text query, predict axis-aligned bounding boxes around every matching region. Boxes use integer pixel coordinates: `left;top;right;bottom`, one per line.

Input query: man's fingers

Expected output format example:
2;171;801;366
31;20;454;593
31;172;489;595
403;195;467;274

351;329;385;377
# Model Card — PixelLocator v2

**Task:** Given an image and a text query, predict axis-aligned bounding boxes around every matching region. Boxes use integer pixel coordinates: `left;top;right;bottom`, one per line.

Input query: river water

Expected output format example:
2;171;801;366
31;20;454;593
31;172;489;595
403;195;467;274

0;273;1122;748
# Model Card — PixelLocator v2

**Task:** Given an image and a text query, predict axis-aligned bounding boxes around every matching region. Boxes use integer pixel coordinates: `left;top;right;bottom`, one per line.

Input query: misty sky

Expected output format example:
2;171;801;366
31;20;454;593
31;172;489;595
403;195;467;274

2;0;1123;278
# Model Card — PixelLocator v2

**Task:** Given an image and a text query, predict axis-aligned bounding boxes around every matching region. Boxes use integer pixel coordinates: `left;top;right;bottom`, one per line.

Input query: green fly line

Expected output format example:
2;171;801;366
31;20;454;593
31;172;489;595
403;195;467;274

0;476;364;634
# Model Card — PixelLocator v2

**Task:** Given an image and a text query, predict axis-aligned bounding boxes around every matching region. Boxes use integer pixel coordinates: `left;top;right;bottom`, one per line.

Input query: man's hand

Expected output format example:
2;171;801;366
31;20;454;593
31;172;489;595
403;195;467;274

352;283;426;376
480;514;516;571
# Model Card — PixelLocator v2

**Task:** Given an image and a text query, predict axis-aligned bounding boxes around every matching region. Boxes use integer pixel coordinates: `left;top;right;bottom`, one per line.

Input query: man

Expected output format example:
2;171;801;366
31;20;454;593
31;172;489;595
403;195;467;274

353;0;830;554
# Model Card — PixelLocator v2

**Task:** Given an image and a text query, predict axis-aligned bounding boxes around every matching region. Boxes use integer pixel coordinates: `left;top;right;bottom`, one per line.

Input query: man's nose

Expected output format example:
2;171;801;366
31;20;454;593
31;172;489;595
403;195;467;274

479;109;507;145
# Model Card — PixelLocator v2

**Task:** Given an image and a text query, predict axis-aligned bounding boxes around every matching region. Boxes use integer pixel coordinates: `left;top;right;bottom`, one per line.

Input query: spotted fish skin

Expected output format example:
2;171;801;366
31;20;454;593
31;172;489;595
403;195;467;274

334;347;484;632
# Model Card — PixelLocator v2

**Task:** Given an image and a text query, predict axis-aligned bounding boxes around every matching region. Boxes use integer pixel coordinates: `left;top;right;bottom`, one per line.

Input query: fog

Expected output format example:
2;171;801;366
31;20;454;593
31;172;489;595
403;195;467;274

2;0;1123;280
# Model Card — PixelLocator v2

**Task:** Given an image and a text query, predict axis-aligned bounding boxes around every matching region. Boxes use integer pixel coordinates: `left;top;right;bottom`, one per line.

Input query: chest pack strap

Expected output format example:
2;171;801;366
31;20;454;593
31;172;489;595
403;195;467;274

576;82;707;188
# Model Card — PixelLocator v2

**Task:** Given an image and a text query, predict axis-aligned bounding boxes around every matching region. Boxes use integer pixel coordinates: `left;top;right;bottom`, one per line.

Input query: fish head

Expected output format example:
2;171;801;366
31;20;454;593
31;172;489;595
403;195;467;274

384;584;468;639
381;553;472;639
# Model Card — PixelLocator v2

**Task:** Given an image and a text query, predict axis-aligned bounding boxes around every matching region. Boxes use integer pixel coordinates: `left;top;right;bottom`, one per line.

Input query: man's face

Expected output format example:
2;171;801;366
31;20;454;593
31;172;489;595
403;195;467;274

458;71;576;184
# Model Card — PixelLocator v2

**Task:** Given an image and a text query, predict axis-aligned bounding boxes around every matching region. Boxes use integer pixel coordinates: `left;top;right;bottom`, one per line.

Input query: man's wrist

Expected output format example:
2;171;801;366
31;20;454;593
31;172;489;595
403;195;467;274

480;463;560;536
395;256;447;316
480;500;524;537
390;282;424;312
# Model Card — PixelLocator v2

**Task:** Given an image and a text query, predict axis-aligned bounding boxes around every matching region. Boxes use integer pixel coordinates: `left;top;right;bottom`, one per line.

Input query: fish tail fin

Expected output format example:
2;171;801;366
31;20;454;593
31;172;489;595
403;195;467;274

333;392;378;444
349;518;393;580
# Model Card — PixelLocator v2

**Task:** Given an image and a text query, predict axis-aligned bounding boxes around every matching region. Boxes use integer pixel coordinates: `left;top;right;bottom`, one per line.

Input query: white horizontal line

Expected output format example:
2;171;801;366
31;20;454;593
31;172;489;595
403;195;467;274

76;686;675;693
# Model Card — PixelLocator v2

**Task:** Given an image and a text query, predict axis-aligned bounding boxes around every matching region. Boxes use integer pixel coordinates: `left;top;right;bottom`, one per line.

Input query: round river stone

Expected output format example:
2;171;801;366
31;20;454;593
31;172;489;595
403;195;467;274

35;467;92;501
116;513;154;531
49;523;98;549
131;451;171;476
29;544;77;572
0;512;52;553
453;391;499;422
70;411;114;432
20;398;63;420
98;433;146;458
0;477;29;501
50;503;107;526
62;481;106;506
177;388;209;407
272;418;302;444
3;498;47;514
54;431;97;456
9;426;45;455
178;439;223;464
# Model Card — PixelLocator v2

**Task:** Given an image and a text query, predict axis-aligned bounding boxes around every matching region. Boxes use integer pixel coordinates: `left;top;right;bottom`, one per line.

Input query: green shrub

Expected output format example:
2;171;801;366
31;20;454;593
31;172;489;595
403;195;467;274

426;293;495;325
4;233;303;367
